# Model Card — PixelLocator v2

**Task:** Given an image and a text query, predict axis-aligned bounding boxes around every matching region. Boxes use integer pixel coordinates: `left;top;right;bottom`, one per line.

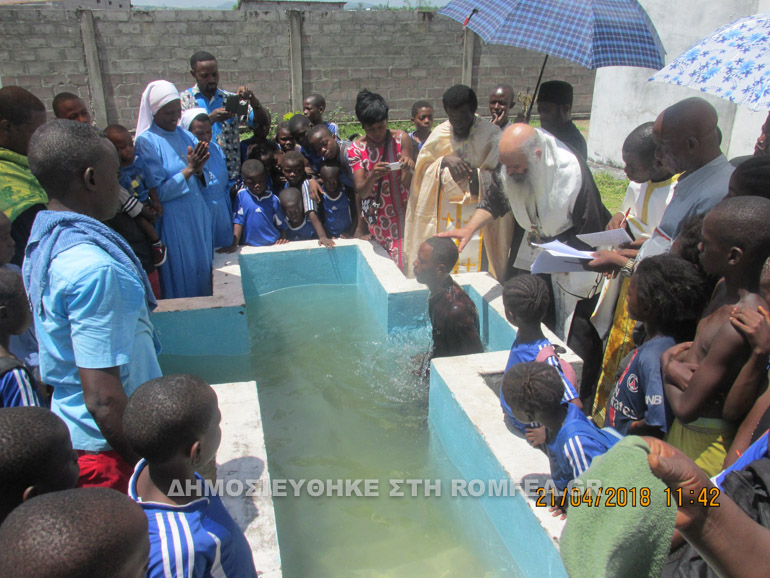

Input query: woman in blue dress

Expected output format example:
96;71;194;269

181;108;234;249
134;81;213;299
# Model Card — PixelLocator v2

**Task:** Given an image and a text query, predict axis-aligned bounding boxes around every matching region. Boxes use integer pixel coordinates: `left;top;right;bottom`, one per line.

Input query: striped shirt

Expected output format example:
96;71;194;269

547;403;621;492
129;460;258;578
0;364;43;408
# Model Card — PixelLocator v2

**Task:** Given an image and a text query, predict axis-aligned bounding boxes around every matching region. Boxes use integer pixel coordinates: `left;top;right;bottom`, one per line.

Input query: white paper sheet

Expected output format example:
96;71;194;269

576;228;632;248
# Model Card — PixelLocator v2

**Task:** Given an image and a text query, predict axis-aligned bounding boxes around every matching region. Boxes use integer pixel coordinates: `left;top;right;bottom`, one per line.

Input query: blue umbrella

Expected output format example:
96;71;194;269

649;13;770;111
439;0;666;70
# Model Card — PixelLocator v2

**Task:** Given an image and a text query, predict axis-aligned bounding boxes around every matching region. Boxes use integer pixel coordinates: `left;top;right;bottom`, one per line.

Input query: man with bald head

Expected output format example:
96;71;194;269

638;97;733;261
0;87;47;265
443;123;609;395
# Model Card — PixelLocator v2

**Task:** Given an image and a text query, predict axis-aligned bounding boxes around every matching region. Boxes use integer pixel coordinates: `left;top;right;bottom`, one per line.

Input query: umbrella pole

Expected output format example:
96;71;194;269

527;54;549;123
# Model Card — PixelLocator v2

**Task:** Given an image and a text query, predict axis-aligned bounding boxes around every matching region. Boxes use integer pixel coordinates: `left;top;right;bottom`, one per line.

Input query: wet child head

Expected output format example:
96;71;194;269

241;159;268;197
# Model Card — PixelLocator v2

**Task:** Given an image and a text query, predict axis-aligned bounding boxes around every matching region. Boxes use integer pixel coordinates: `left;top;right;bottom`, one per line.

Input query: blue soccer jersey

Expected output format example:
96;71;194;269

500;338;579;433
321;188;352;237
119;156;152;204
547;403;622;492
234;188;284;247
607;335;675;436
129;460;258;578
0;363;43;408
284;216;317;241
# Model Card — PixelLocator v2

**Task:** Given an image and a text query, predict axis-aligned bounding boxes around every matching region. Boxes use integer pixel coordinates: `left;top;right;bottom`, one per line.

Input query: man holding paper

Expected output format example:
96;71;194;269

441;124;610;393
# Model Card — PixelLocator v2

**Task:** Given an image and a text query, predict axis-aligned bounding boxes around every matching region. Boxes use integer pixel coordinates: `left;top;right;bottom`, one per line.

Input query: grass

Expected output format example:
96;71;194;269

594;171;628;214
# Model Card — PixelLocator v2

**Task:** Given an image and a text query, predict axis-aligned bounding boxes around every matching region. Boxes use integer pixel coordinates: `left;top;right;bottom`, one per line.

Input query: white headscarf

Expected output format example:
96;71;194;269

135;80;181;137
180;107;209;131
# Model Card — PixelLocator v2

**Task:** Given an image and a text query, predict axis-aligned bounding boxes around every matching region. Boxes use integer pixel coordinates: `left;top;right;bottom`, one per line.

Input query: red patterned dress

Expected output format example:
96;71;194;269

347;131;409;270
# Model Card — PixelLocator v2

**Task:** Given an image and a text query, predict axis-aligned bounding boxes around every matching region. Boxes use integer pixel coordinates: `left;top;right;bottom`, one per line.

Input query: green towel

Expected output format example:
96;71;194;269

560;435;677;578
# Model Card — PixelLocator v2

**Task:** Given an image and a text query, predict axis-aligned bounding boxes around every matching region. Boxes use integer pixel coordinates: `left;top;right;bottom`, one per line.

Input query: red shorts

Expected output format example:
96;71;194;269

76;450;134;494
148;269;161;300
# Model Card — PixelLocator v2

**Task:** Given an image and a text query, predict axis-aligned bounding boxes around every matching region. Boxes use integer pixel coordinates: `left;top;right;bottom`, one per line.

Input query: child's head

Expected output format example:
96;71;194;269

727;156;770;199
0;488;149;578
104;124;135;167
0;268;31;338
288;114;312;148
355;90;389;145
275;121;296;152
501;361;564;425
319;164;341;196
0;212;15;266
52;92;92;125
411;100;434;132
187;113;213;144
307;124;339;161
413;236;458;287
700;196;770;280
0;407;79;524
124;374;221;469
622;122;665;183
28;120;121;222
629;255;709;342
281;150;306;186
303;93;326;124
502;274;550;327
252;115;271;142
241;159;268;197
488;84;514;123
279;187;305;225
247;141;277;172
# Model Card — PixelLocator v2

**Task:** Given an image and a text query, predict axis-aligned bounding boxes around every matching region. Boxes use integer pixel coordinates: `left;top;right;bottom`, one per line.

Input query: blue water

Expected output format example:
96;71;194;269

247;284;521;578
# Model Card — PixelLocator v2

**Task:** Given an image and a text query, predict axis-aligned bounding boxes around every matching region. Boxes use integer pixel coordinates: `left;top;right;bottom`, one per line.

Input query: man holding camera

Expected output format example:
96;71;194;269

181;50;270;184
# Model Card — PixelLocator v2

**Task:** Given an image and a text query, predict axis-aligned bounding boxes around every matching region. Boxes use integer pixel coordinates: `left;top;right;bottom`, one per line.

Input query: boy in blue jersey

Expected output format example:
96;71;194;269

0;407;79;524
279;187;317;242
0;269;42;407
124;374;258;578
219;160;288;252
282;151;334;248
499;274;581;446
319;164;354;238
607;255;709;437
304;93;339;138
503;361;621;514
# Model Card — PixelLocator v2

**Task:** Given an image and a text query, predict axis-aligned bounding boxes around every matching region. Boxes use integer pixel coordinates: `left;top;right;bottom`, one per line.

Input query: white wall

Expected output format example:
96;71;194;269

589;0;769;166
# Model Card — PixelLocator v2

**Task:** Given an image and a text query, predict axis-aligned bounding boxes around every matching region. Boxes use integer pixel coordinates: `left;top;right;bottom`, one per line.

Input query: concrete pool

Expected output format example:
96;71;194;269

152;239;578;577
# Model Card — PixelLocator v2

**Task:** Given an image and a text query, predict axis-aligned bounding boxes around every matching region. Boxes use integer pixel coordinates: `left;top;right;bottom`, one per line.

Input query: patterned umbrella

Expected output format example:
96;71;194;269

439;0;666;70
649;13;770;111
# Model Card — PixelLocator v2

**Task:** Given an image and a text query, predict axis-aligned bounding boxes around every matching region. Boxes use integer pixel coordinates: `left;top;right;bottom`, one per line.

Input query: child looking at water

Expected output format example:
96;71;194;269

499;274;580;446
0;269;42;408
282;151;333;248
275;121;296;153
606;255;709;437
502;361;621;508
0;407;79;523
248;141;285;192
104;124;166;266
304;93;339;137
663;196;770;476
279;187;317;242
220;160;287;251
124;373;258;578
319;164;353;238
410;100;433;150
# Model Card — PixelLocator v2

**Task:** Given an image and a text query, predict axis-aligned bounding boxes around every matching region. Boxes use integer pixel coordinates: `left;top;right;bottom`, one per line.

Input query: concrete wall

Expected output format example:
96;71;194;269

0;6;595;130
590;0;770;165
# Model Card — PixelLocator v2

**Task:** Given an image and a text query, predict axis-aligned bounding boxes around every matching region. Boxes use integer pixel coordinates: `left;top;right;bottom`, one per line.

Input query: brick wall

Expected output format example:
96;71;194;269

0;7;595;129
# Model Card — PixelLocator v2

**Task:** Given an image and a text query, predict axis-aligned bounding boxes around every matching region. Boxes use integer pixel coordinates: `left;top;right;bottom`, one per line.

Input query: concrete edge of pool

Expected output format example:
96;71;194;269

153;239;579;577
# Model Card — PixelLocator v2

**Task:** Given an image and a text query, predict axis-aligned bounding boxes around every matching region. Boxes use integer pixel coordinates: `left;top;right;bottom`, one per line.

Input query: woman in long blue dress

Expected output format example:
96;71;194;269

134;81;214;299
181;108;233;249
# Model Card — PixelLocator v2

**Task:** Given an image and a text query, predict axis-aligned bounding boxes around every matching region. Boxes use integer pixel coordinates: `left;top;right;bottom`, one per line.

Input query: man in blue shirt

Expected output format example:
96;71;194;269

24;120;162;493
180;50;270;184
